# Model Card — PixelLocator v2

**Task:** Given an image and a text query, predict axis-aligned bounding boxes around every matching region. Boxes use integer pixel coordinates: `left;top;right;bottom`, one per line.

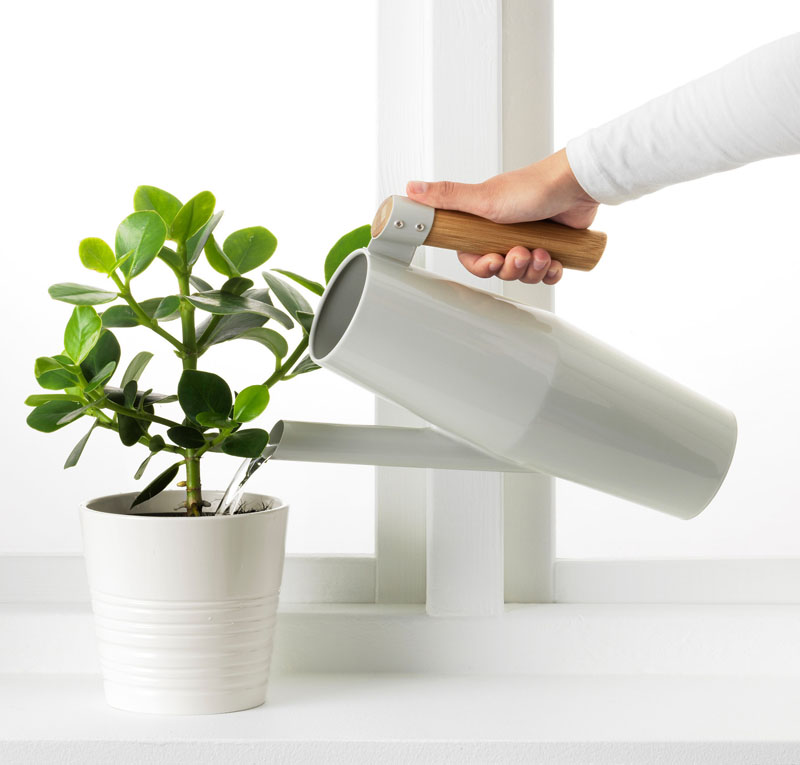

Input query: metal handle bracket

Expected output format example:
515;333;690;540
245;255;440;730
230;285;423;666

368;195;435;265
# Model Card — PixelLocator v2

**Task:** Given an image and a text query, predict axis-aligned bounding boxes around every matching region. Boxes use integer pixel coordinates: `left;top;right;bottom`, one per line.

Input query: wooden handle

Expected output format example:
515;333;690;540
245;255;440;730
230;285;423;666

372;196;606;271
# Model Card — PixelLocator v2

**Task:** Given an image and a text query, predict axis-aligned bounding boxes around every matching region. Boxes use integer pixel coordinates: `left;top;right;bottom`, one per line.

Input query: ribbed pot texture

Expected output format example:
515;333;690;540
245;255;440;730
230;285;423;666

80;490;289;715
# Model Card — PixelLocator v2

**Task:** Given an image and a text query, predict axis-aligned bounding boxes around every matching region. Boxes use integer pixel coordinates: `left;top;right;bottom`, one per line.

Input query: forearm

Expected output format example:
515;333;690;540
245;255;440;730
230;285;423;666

566;33;800;204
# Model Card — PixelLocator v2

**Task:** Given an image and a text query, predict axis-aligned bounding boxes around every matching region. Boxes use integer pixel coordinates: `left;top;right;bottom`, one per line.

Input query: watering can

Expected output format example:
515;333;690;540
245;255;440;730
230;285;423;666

268;196;737;520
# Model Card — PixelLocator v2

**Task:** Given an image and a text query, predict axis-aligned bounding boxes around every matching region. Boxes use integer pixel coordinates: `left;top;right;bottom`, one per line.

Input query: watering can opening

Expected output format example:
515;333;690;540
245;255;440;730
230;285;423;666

310;250;368;362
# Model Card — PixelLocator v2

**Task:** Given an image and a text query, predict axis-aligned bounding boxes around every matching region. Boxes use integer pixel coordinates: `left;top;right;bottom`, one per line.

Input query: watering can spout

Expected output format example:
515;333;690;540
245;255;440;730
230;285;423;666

269;420;529;473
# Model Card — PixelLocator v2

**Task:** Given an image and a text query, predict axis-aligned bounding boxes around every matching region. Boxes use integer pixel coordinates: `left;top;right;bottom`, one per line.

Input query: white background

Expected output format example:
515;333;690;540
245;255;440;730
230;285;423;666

554;1;800;557
7;0;800;562
1;0;377;554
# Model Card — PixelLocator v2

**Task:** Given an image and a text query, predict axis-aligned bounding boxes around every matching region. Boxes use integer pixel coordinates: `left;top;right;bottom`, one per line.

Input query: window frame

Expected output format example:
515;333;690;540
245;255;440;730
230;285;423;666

7;0;793;614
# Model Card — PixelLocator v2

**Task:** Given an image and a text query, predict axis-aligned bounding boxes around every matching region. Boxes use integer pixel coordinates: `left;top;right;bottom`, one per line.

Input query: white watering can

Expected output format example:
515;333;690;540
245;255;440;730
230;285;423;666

268;196;737;520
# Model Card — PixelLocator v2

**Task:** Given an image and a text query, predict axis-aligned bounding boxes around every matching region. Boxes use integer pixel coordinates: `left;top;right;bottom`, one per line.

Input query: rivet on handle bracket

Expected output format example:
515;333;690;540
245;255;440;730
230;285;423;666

368;195;435;265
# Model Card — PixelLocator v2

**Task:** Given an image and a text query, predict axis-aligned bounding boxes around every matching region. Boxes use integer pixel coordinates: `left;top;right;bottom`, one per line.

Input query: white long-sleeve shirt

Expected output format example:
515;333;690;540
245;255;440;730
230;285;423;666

565;33;800;205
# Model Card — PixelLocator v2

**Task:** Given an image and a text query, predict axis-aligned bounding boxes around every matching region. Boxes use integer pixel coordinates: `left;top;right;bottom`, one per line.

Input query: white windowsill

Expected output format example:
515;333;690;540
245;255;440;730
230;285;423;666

5;601;800;761
3;672;800;764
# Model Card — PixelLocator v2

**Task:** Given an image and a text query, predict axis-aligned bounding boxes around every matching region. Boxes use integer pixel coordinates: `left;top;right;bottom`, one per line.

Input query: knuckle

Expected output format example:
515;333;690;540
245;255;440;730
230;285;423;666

473;180;505;221
438;180;457;199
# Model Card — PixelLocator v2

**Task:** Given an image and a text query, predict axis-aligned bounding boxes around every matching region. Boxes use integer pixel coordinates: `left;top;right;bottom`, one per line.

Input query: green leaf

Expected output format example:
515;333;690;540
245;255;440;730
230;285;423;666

296;310;314;334
100;305;140;328
153;295;180;320
25;393;83;406
134;452;154;480
34;357;79;390
130;462;181;508
101;297;179;328
118;413;146;446
78;238;116;275
170;191;215;244
27;401;82;432
177;370;232;425
133;186;183;227
288;354;320;377
166;425;205;448
157;246;182;274
57;397;104;425
221;277;254;296
233;385;270;422
121;351;153;387
223;227;277;274
195;411;235;429
64;421;98;468
204;234;239;277
262;270;312;319
149;434;165;452
186;210;223;266
189;275;214;292
85;362;115;392
48;283;117;306
324;224;371;282
186;292;293;328
106;387;169;408
115;211;168;279
123;380;137;408
221;428;269;458
80;329;120;382
195;289;274;344
64;306;102;364
273;268;325;296
113;249;135;272
235;327;288;358
136;389;153;411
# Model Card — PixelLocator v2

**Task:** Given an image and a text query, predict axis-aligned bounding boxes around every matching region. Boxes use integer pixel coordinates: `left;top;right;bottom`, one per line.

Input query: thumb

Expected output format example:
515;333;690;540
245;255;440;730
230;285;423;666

406;179;488;216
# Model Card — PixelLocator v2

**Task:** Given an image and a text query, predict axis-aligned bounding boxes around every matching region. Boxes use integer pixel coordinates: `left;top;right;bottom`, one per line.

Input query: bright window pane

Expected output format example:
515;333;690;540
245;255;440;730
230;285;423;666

2;0;377;554
554;1;800;557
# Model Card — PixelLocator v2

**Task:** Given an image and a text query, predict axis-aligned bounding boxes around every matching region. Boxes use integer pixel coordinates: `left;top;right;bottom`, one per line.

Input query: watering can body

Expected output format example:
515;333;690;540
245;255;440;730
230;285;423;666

298;196;736;520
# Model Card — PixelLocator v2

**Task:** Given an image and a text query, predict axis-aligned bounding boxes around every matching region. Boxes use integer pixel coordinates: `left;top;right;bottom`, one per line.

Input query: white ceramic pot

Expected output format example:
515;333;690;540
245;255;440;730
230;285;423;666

80;490;288;715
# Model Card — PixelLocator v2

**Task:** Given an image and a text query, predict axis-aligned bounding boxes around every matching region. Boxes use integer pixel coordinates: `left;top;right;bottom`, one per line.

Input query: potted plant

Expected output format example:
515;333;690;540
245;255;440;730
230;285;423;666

24;186;369;715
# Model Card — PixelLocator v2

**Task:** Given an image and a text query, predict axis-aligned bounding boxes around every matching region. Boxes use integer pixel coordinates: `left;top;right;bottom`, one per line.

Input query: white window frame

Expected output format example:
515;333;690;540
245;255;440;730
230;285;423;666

5;0;797;619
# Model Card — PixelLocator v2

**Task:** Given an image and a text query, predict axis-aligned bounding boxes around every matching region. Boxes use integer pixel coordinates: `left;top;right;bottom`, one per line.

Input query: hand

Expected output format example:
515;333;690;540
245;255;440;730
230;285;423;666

405;148;598;285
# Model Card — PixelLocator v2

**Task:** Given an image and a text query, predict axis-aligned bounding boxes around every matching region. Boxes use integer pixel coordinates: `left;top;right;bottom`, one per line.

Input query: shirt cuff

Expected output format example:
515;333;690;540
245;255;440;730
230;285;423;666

565;132;629;206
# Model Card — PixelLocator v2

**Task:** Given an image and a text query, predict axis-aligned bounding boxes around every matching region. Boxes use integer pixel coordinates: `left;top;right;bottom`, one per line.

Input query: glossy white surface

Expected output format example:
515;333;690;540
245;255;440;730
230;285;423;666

80;491;288;715
309;250;737;519
270;419;527;472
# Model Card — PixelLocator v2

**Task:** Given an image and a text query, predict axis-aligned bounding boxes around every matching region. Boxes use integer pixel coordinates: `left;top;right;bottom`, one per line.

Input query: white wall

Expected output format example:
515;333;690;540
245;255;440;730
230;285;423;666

1;0;377;554
554;0;800;557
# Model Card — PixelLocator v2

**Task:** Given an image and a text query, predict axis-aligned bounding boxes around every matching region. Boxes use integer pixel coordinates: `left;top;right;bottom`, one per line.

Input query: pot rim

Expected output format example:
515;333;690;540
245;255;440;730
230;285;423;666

81;489;288;521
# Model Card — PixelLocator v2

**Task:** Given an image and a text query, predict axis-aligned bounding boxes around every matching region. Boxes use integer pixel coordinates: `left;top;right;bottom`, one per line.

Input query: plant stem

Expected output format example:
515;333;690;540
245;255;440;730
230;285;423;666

264;335;308;388
102;400;183;429
192;429;232;460
93;419;184;455
110;272;186;354
176;245;203;515
196;315;223;352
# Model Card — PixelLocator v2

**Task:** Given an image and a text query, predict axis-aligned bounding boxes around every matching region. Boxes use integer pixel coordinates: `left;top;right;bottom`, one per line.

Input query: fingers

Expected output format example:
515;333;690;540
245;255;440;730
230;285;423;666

406;179;490;218
543;260;563;285
457;251;504;278
519;248;552;284
496;246;531;281
458;246;563;285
